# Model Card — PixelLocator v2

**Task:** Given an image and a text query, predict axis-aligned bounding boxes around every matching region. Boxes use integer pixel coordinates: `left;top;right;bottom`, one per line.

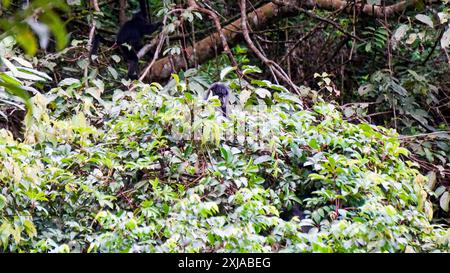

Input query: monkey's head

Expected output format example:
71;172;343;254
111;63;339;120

210;83;230;102
132;11;149;23
207;82;230;117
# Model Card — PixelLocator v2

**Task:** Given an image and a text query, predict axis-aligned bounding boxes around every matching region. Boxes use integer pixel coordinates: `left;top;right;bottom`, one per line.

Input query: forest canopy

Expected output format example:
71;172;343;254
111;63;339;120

0;0;449;253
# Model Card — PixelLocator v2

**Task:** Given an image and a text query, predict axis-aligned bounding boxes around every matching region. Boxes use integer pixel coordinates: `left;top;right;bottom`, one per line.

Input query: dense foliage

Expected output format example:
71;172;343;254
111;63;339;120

0;0;449;253
1;73;449;252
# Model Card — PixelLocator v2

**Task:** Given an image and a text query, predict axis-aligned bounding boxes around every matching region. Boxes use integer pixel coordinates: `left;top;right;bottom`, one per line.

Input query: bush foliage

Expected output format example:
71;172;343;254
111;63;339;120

1;78;449;253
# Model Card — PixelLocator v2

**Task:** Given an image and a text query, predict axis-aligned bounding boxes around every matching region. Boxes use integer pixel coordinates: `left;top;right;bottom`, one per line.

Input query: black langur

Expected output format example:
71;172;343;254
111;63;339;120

204;82;230;117
116;0;162;80
280;203;304;221
280;203;313;233
116;12;162;80
89;0;162;80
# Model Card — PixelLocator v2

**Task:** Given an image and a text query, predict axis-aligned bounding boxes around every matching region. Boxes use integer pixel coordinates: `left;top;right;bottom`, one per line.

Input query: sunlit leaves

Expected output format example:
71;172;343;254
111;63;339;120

440;192;450;212
26;19;50;49
241;65;262;75
1;75;449;252
59;78;81;87
391;24;409;50
1;0;11;8
220;66;237;81
15;28;38;56
0;195;6;211
253;155;272;165
0;0;69;55
441;27;450;48
0;73;33;125
415;14;434;28
107;66;118;80
251;79;288;93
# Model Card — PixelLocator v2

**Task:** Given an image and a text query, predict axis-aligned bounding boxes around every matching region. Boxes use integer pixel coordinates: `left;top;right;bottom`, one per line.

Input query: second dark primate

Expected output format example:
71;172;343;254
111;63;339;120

280;203;313;233
280;203;304;221
116;0;162;80
204;82;230;117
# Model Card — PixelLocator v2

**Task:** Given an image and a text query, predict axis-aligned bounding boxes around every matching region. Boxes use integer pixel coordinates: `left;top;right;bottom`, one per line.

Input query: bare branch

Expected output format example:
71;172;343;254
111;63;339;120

240;0;300;94
188;0;239;68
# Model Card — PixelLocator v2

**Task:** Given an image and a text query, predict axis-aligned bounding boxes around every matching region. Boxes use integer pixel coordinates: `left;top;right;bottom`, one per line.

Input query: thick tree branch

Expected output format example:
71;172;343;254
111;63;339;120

146;0;424;81
148;2;281;80
303;0;419;18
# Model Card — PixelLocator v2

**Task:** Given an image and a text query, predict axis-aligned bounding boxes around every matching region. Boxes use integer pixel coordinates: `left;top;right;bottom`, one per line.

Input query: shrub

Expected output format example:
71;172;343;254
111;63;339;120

0;80;449;253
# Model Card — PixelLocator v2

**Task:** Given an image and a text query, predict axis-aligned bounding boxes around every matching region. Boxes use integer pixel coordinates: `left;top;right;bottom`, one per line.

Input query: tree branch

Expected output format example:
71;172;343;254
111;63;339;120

240;0;300;94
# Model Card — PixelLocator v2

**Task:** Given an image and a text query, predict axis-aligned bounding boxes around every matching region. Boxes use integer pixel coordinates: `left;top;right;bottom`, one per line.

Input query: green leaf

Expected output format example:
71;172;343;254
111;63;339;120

16;28;38;56
385;205;397;216
242;65;262;75
441;27;450;48
0;195;6;210
309;138;319;149
23;220;37;238
17;67;52;81
220;66;237;80
239;89;251;105
415;14;434;28
1;0;11;8
39;10;68;51
440;192;449;212
106;66;118;80
125;219;137;230
255;88;271;99
0;76;33;126
59;78;81;87
254;155;272;165
184;92;194;103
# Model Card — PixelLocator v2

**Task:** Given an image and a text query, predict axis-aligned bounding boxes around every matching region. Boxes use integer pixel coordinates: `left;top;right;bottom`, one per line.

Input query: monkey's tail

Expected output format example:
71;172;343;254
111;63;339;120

89;33;106;60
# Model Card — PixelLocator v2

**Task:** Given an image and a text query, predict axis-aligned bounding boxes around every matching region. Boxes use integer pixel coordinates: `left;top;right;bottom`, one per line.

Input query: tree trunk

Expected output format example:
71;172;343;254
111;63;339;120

147;0;418;80
306;0;418;18
148;2;281;80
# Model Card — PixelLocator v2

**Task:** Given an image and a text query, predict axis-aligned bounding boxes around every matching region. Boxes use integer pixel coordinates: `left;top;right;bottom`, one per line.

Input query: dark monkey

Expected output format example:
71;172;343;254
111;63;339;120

280;203;313;233
280;203;304;221
89;0;162;80
116;11;162;79
204;82;230;117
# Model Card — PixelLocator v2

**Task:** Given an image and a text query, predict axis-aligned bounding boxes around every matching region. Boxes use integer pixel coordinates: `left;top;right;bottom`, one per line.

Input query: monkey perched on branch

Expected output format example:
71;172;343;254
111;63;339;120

89;0;162;80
